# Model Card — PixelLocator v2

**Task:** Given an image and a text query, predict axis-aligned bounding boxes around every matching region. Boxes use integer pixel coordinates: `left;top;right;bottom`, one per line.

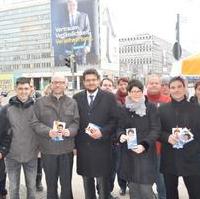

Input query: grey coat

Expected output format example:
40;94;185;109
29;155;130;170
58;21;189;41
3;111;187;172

6;97;38;163
31;94;79;155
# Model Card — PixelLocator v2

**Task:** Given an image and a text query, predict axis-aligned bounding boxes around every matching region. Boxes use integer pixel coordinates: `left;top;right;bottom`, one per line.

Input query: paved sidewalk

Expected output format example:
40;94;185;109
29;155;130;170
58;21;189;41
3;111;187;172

9;158;189;199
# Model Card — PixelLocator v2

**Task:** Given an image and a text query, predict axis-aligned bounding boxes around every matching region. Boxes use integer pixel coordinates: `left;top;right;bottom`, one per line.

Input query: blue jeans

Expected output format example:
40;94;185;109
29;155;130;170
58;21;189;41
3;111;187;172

5;158;37;199
155;155;166;199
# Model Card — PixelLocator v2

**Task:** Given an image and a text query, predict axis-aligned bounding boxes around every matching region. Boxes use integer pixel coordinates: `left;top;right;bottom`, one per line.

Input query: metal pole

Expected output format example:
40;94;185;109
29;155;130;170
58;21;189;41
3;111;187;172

70;54;75;96
176;13;180;60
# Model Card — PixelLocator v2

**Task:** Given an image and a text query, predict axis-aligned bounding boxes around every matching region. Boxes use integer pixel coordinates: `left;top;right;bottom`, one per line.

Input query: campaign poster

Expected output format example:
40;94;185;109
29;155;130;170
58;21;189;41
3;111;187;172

51;0;99;67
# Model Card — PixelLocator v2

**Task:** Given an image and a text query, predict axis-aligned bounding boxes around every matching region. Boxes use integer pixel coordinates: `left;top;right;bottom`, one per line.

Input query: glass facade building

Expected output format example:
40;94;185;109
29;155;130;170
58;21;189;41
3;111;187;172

0;0;52;74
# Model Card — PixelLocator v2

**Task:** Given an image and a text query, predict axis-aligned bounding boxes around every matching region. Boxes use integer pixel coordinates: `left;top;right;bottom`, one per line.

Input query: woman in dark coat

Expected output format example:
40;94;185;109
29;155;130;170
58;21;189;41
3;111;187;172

118;79;160;199
158;76;200;199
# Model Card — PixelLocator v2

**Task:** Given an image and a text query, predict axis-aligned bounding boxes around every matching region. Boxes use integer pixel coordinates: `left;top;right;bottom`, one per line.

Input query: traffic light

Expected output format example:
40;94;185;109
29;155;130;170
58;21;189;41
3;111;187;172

64;56;71;68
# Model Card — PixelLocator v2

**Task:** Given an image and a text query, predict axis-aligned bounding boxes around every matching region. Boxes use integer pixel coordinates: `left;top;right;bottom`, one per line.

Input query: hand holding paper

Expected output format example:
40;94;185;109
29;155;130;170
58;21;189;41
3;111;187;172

63;129;70;137
90;128;102;139
132;144;145;154
120;134;128;143
168;134;179;145
85;123;102;139
49;129;58;138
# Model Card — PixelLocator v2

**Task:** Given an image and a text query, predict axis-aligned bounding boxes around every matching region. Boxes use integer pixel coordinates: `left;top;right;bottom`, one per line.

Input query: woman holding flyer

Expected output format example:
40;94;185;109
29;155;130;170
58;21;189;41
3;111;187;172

158;76;200;199
118;79;160;199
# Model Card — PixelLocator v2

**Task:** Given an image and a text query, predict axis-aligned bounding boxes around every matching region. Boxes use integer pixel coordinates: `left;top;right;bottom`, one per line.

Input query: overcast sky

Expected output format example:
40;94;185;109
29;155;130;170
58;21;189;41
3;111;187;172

113;0;200;54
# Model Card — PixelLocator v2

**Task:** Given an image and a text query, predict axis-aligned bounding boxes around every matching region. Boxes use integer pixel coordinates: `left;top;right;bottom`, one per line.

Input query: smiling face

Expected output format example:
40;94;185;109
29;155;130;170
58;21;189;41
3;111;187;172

147;75;161;95
16;83;31;103
51;75;67;96
101;79;114;93
128;86;143;102
169;80;186;101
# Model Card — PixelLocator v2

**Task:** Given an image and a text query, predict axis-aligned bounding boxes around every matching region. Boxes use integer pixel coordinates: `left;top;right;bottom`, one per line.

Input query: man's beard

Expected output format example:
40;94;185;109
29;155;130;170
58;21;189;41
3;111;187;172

87;87;98;93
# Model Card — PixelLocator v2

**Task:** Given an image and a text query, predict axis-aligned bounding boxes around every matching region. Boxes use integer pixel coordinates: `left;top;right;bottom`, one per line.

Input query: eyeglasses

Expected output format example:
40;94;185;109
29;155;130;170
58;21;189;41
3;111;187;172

130;90;142;94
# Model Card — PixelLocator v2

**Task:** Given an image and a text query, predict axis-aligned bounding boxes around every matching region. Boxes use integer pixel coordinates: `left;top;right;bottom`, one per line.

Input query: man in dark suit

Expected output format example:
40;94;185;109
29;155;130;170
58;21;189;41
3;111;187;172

53;0;92;66
73;69;118;199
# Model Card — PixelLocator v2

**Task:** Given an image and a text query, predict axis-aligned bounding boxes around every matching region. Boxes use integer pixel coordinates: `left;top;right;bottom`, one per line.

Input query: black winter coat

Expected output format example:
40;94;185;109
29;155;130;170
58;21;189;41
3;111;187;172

0;106;12;180
158;98;200;176
73;89;117;177
118;101;160;184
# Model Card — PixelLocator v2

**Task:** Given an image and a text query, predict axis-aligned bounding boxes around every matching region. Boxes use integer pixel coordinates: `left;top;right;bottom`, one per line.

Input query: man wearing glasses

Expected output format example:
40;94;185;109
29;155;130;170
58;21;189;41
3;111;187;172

31;73;79;199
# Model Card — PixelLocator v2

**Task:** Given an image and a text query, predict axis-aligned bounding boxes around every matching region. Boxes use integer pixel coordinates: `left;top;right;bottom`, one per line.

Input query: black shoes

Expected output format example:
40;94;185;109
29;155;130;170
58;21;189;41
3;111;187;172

119;189;126;196
36;182;43;192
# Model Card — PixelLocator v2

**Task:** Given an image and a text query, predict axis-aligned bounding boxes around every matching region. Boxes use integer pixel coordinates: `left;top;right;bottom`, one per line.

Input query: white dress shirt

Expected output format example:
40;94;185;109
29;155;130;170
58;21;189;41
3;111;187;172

87;89;98;106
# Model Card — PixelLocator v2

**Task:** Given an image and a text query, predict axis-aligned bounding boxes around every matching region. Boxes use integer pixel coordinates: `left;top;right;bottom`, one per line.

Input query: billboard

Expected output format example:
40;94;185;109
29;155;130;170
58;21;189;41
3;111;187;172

51;0;100;67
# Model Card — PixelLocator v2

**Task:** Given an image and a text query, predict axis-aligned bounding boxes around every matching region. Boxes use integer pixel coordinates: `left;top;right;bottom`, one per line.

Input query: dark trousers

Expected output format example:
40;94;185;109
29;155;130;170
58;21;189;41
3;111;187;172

164;174;200;199
36;157;42;185
83;176;109;199
99;145;126;194
114;145;127;191
42;153;74;199
0;173;7;196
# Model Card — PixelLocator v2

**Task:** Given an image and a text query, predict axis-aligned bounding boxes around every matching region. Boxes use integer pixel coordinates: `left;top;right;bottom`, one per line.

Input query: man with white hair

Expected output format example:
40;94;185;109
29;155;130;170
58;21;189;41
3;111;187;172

31;73;79;199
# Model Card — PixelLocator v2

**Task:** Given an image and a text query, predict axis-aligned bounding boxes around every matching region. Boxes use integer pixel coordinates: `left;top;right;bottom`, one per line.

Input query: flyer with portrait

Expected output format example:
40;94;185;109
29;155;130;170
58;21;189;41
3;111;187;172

172;127;183;149
85;123;101;136
52;121;66;142
126;128;137;149
172;127;194;149
179;127;194;144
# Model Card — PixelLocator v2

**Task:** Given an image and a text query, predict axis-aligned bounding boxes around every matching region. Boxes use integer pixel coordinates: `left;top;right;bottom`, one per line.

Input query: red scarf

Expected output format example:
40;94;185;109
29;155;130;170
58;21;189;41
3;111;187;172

116;90;127;105
147;92;171;155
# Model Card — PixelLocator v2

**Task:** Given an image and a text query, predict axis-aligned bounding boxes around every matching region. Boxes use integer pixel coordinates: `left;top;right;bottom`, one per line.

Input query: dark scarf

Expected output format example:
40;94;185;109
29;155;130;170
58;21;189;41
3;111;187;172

9;96;34;108
116;90;127;105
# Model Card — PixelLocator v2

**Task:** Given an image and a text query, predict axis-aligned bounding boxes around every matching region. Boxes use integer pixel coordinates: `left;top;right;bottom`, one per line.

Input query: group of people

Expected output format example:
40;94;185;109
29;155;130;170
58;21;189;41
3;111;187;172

0;69;200;199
